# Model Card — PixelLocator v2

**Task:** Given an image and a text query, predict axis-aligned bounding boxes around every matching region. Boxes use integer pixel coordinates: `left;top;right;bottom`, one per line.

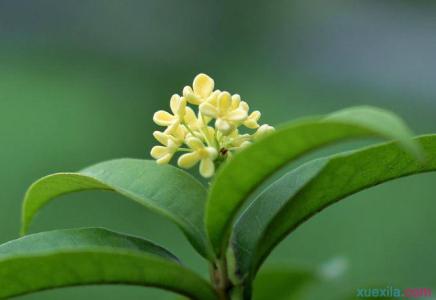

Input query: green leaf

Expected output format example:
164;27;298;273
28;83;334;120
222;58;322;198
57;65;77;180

21;158;212;259
0;228;217;300
252;267;316;300
206;106;421;256
232;134;436;283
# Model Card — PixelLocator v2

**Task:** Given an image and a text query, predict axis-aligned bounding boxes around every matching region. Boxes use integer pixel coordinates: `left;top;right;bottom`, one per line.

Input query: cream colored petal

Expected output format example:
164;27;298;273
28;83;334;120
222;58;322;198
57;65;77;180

185;137;204;150
231;94;241;109
183;85;202;105
204;126;216;143
193;73;214;98
183;86;193;97
217;91;231;112
244;111;261;128
240;141;252;149
206;90;220;106
156;153;173;165
254;124;275;140
231;133;251;147
166;121;180;135
199;158;215;178
153;110;176;126
226;109;248;122
173;124;187;141
168;138;181;152
216;118;233;134
239;101;249;112
199;112;212;125
178;152;201;169
151;146;169;159
153;131;169;146
205;147;218;160
184;107;197;125
176;98;187;118
249;110;261;121
199;102;218;118
170;94;181;114
185;93;202;105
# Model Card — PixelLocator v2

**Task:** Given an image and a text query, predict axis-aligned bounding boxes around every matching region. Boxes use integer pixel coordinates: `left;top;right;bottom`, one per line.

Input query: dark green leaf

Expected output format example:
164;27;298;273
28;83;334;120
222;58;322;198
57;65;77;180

207;106;421;256
0;228;217;300
21;159;212;259
232;135;436;283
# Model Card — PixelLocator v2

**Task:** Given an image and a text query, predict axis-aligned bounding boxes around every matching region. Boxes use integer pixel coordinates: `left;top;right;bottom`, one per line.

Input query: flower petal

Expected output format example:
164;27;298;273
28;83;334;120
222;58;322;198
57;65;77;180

185;137;204;150
199;102;218;118
226;109;248;122
178;152;201;169
193;73;214;99
199;158;215;178
173;124;187;141
166;120;181;135
231;94;241;109
217;91;231;112
254;124;275;140
184;107;197;126
205;147;218;160
206;90;220;106
156;153;173;165
151;146;168;159
215;118;233;134
244;110;261;128
183;85;202;105
183;86;194;97
239;101;249;112
153;110;176;126
153;131;169;146
170;94;181;114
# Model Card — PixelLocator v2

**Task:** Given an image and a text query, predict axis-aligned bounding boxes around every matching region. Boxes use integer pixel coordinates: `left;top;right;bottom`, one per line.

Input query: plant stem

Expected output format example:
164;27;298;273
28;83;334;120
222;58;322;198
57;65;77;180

211;258;232;300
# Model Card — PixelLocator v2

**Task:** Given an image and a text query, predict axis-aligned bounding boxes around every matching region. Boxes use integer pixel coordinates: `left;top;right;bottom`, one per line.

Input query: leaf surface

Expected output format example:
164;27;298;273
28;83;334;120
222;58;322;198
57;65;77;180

21;159;212;259
0;228;217;300
207;106;421;255
232;135;436;282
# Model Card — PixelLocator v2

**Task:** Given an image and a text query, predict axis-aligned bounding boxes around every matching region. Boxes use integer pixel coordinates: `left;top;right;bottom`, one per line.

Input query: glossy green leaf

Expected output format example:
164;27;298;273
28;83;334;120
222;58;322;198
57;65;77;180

252;267;316;300
207;106;421;256
0;228;217;300
21;159;212;259
232;135;436;283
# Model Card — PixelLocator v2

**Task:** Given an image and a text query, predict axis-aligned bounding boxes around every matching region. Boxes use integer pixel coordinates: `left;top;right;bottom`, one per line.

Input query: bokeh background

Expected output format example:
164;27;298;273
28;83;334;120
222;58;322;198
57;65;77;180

0;1;435;299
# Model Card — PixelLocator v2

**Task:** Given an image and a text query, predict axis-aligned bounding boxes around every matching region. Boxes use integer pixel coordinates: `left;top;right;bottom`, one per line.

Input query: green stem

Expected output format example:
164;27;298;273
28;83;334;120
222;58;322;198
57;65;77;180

230;287;244;300
210;258;232;300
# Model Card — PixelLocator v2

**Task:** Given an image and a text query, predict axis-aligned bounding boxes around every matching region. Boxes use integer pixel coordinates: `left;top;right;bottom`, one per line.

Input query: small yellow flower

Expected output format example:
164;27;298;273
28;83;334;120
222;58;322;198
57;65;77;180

153;94;186;133
244;111;261;129
150;73;274;178
150;125;186;164
184;106;203;131
183;73;215;105
199;91;248;134
178;137;218;178
225;130;252;148
253;124;275;140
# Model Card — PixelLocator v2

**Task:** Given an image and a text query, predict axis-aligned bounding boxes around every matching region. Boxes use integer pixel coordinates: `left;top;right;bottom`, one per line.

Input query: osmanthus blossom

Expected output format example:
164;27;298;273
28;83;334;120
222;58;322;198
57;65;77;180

151;73;274;178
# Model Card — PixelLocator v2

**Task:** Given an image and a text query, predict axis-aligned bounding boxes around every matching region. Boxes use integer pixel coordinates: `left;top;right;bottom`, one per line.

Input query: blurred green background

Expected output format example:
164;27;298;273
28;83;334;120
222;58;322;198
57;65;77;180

0;1;435;299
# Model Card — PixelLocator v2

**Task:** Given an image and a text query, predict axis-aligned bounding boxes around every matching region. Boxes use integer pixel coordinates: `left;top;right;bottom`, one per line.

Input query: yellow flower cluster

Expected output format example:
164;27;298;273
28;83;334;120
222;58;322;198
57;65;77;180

150;73;274;178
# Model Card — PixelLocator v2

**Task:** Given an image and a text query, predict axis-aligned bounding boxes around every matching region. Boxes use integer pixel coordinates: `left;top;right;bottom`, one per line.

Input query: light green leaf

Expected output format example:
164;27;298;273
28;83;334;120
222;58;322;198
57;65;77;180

21;159;212;259
0;228;217;300
252;267;316;300
207;106;421;256
232;134;436;283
